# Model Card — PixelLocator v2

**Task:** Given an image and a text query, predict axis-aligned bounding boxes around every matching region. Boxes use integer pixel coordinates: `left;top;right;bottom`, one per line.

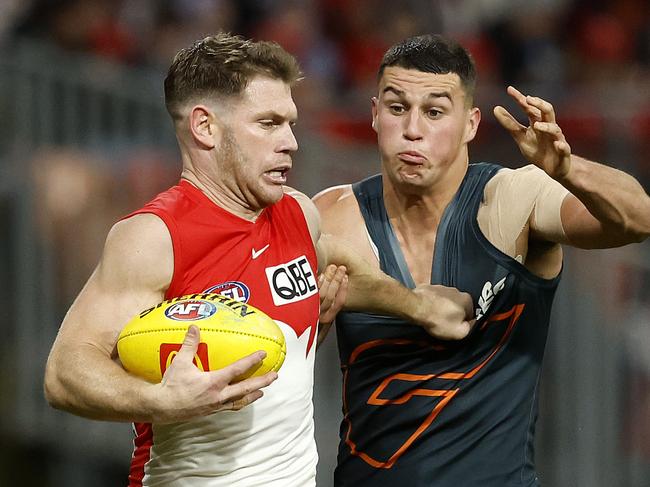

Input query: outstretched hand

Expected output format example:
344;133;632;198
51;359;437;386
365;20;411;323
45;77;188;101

411;285;475;340
154;325;278;423
493;86;572;180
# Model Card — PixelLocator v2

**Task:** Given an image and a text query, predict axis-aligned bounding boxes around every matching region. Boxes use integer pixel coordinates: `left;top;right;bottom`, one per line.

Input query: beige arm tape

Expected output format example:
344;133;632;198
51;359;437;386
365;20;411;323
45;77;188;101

530;168;570;243
478;165;568;256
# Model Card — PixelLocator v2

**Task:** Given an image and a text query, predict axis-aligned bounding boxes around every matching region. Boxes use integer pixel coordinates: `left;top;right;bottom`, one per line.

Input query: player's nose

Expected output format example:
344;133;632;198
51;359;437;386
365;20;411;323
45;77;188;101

280;124;298;153
403;111;424;140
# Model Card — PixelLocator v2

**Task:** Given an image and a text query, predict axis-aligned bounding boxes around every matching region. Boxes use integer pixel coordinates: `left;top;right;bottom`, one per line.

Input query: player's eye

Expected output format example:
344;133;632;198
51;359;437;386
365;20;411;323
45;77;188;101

259;120;276;129
388;104;406;115
427;108;442;119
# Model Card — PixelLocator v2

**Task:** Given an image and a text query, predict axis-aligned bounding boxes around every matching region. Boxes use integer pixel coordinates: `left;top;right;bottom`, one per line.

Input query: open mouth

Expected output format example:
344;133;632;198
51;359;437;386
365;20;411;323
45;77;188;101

264;167;290;184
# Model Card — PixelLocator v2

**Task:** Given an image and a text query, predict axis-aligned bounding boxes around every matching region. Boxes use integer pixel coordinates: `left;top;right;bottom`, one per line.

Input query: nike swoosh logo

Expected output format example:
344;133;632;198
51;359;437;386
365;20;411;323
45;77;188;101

252;244;270;259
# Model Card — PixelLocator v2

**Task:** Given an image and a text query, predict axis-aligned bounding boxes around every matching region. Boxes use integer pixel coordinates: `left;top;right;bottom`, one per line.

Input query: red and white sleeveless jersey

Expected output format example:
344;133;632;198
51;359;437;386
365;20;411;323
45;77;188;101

125;180;320;486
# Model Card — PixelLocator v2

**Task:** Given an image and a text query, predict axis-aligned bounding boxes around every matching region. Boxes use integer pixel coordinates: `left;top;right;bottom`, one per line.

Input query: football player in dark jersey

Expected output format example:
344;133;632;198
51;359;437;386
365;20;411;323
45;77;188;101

315;34;650;487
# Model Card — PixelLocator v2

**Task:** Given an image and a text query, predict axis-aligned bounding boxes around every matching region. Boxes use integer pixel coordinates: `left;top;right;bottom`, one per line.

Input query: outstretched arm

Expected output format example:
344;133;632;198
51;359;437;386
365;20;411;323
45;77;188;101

287;188;475;340
316;233;474;338
494;86;650;248
44;214;276;423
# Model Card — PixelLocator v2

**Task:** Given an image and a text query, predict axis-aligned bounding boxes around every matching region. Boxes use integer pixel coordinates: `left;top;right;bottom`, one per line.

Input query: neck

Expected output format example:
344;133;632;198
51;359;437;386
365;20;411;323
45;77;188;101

382;161;467;230
180;153;263;222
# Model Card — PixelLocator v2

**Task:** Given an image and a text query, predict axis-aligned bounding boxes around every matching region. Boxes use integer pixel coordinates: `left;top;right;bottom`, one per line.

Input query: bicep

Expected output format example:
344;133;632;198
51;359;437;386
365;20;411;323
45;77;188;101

559;195;616;248
529;169;618;249
504;166;569;246
316;233;376;277
312;185;370;271
51;214;173;360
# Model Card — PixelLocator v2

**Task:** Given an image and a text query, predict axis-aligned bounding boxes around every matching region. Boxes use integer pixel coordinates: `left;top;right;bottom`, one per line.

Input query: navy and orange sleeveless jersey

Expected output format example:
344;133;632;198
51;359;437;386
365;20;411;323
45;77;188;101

124;180;320;487
334;164;560;487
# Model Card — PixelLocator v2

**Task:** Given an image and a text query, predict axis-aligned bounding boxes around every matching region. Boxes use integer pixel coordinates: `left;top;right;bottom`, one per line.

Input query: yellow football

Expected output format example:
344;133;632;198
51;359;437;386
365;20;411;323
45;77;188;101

117;293;286;383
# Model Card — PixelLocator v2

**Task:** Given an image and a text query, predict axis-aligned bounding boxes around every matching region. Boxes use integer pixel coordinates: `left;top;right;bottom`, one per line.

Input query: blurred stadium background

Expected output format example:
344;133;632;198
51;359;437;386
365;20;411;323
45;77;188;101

0;0;648;485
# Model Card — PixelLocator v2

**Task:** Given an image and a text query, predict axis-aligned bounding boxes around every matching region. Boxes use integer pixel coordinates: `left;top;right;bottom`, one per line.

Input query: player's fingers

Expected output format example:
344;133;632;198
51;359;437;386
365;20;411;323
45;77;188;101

175;325;201;363
458;291;474;319
506;85;526;105
231;391;264;410
218;390;264;412
526;95;556;122
493;106;525;139
328;268;348;304
329;266;347;295
435;319;472;341
220;371;278;404
318;265;338;298
334;275;348;309
318;265;339;308
533;121;563;138
506;86;542;121
461;319;477;336
450;318;476;340
318;264;338;290
320;265;346;307
213;350;267;383
320;274;348;324
554;140;571;158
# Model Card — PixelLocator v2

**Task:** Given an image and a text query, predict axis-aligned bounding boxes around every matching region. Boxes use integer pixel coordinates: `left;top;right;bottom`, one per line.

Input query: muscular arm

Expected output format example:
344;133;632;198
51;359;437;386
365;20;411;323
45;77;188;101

557;156;650;248
494;86;650;249
286;187;474;340
44;214;275;423
317;234;473;338
44;214;171;421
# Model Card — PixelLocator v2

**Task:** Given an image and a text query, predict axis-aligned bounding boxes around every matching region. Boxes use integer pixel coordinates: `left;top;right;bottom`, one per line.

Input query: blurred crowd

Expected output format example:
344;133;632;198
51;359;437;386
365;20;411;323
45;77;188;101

1;0;649;142
0;2;649;486
0;0;648;312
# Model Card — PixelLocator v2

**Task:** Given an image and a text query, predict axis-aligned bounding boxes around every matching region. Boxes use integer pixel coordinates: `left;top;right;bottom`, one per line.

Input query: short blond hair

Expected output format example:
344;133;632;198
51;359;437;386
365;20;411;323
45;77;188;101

164;32;302;120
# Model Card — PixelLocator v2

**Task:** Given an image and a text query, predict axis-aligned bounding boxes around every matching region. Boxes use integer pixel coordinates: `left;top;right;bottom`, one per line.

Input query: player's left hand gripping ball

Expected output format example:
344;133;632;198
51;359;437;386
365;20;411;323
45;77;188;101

117;294;286;383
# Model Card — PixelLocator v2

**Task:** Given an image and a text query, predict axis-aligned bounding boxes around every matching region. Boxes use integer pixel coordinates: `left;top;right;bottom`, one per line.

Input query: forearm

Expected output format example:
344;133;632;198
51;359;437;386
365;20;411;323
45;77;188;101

318;234;419;320
338;262;473;340
344;270;419;319
45;343;160;423
317;234;473;339
559;156;650;243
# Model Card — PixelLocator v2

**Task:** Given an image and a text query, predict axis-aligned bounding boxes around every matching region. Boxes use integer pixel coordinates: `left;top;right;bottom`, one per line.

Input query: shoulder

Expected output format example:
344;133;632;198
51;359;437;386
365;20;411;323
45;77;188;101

312;184;363;235
484;164;557;201
283;186;320;244
313;183;379;265
106;213;171;254
490;164;554;185
312;184;354;212
99;213;173;294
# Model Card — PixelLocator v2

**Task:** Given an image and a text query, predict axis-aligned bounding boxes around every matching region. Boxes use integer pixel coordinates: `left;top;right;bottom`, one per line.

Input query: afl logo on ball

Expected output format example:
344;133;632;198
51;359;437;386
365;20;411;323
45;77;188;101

204;281;250;303
164;300;217;321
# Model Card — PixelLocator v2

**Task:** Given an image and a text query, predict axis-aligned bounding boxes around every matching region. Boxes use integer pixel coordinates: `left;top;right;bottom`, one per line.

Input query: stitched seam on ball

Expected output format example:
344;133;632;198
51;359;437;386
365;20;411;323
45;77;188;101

270;349;285;370
119;328;283;346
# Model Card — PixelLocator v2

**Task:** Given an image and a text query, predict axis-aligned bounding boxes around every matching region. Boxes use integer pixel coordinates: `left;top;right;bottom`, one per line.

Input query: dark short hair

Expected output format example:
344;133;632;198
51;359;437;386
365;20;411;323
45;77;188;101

164;32;302;120
378;34;477;103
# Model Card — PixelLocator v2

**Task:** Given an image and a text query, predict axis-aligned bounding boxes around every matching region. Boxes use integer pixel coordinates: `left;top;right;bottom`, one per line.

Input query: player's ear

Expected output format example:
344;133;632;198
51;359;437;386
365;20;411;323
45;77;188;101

463;107;481;144
189;105;219;149
371;97;378;133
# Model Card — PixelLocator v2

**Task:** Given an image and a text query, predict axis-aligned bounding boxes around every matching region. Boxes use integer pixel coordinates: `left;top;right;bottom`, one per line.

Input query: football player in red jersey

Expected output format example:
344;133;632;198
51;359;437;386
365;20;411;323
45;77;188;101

44;33;474;487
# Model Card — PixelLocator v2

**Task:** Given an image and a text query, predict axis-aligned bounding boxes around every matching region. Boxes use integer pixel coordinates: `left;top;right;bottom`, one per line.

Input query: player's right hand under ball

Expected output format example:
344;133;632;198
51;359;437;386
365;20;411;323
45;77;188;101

152;326;278;423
